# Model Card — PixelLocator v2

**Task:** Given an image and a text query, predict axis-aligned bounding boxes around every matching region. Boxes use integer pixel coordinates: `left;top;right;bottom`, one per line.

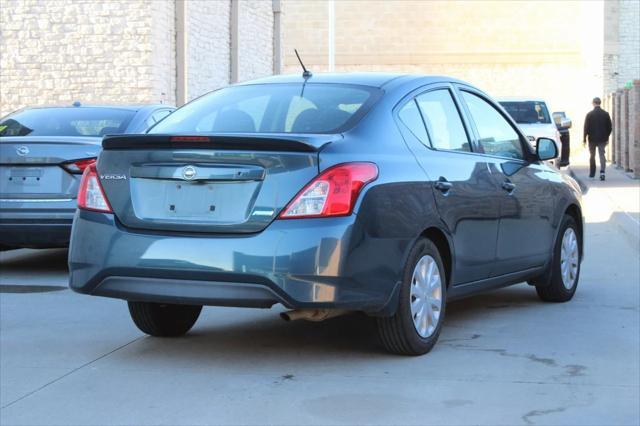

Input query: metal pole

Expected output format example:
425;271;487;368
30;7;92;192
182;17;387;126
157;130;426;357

273;0;282;74
230;0;239;83
175;0;187;105
327;0;335;72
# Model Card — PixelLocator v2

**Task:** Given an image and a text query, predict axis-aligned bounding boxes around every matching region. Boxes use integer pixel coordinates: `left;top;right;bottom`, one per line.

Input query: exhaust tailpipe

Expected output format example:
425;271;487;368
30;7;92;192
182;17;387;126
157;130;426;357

280;309;349;322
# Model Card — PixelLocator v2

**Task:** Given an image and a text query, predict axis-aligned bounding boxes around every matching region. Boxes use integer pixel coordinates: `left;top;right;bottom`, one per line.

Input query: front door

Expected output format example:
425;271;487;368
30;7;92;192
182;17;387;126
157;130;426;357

457;89;555;275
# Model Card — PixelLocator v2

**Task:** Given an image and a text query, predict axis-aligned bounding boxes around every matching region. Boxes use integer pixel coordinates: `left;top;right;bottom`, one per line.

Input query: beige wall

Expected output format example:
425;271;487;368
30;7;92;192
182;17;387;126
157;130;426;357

0;0;163;116
238;0;275;82
0;0;277;115
282;0;606;143
604;0;640;94
185;0;231;101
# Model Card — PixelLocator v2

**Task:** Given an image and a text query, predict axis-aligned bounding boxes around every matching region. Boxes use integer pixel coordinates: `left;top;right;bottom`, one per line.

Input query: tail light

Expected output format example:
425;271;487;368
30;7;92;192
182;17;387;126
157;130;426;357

170;136;210;142
279;162;378;219
61;158;96;174
77;163;113;213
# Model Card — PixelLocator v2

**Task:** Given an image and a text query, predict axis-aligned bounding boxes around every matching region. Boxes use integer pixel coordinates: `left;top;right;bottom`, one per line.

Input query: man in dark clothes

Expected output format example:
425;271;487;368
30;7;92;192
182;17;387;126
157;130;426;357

583;97;612;181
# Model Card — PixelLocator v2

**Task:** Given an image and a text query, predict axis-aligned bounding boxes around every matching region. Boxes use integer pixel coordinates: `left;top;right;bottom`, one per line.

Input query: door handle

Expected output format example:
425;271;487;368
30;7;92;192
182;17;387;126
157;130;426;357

434;178;453;193
502;180;516;193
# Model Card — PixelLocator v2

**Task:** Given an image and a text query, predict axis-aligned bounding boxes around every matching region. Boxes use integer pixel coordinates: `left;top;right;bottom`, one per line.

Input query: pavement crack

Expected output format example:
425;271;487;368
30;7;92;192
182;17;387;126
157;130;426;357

0;336;143;410
522;407;567;425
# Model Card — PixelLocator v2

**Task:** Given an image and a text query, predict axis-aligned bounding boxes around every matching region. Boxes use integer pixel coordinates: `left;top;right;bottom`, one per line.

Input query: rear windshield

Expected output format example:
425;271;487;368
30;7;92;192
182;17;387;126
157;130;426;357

0;107;136;137
499;101;551;124
149;83;380;134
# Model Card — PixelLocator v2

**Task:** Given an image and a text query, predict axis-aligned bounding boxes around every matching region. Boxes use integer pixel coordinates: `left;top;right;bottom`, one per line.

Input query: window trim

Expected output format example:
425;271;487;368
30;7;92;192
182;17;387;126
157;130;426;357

393;83;477;155
397;98;432;146
453;85;536;163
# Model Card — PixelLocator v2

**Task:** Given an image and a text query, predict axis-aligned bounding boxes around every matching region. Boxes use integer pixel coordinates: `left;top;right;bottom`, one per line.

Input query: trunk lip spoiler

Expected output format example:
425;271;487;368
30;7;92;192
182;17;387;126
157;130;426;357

102;133;341;152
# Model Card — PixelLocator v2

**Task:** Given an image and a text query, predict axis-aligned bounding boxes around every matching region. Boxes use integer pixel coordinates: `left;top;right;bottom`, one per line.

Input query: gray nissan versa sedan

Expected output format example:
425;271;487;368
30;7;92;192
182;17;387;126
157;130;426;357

0;104;174;249
68;73;583;355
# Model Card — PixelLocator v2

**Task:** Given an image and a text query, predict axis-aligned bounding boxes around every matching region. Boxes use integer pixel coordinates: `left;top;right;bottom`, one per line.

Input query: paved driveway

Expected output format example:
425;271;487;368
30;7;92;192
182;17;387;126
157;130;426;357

1;171;639;425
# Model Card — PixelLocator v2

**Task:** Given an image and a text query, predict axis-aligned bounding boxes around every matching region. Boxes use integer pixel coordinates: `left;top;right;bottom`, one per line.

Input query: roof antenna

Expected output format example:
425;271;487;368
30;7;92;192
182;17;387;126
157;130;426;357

294;49;312;79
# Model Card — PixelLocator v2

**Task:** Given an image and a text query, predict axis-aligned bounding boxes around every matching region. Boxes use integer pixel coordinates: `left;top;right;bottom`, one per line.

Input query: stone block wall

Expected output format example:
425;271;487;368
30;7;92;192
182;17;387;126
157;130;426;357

238;0;274;83
0;0;164;116
0;0;278;115
282;0;605;149
185;0;231;101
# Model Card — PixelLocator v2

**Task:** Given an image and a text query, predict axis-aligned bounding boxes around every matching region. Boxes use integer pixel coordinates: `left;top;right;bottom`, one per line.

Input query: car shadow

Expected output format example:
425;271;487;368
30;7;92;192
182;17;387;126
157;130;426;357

123;284;542;361
0;248;69;273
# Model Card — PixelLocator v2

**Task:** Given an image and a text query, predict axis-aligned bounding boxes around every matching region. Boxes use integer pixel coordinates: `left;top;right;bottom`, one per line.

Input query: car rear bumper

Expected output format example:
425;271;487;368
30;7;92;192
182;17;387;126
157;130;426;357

0;200;76;247
68;210;402;313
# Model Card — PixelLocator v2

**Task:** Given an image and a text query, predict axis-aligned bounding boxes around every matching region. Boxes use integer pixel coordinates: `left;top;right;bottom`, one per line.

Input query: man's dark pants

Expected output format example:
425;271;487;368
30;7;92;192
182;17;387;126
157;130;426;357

589;141;607;177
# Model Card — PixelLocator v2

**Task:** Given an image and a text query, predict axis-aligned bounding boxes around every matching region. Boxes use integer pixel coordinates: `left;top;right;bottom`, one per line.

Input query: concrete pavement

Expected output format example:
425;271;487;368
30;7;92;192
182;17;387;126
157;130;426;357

1;162;639;425
568;149;639;251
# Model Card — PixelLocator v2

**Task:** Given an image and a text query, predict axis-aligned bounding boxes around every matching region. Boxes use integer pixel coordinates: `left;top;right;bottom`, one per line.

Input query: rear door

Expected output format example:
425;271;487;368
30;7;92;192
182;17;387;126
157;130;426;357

396;85;502;285
457;88;555;274
98;134;336;233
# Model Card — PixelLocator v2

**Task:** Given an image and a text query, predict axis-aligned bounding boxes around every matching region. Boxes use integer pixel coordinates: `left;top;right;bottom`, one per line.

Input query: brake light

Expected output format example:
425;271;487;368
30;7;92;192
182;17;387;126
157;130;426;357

279;162;378;219
170;136;210;142
77;163;112;213
61;158;96;174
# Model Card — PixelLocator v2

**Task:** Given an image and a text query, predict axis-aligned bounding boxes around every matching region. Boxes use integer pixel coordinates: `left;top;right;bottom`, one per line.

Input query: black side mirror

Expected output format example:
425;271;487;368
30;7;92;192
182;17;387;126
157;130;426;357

536;137;558;161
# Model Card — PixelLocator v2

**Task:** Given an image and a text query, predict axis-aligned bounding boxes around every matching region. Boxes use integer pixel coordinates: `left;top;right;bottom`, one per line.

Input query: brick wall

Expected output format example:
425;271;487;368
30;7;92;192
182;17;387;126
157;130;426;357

186;0;231;101
151;0;176;105
282;0;606;145
238;0;274;82
0;0;277;115
0;0;165;116
618;0;640;83
604;0;640;94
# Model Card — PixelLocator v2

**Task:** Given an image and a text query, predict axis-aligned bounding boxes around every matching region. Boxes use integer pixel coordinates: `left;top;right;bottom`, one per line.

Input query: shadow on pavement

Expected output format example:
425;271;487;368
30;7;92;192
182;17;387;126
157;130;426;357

0;248;69;274
116;285;542;360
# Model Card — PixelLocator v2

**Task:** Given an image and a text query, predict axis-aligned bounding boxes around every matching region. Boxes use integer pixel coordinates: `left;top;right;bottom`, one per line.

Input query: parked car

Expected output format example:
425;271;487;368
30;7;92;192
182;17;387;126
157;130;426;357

68;74;583;355
0;104;174;249
497;98;568;166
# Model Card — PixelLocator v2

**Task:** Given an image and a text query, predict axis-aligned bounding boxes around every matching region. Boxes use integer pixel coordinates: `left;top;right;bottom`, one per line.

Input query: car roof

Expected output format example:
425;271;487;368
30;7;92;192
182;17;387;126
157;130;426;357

19;104;171;112
496;97;547;103
239;72;459;89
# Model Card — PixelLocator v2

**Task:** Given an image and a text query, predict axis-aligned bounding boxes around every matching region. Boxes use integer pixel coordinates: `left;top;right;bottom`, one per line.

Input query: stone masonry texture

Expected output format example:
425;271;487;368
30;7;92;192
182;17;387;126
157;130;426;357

282;0;640;148
0;0;276;115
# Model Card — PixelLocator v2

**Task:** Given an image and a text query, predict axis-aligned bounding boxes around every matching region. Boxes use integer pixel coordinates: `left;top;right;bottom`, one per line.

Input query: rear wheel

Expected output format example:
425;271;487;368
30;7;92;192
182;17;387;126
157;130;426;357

536;215;581;302
128;301;202;337
377;238;446;355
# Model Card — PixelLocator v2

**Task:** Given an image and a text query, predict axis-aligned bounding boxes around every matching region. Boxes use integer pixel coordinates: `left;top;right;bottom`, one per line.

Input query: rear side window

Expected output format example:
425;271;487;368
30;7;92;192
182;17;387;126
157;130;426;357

0;108;136;137
150;83;379;134
416;90;470;152
398;100;430;146
462;92;524;160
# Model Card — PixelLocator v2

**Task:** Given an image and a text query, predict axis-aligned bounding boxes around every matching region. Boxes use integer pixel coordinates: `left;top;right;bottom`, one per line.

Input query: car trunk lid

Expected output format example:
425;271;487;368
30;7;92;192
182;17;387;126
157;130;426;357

0;136;100;199
98;133;336;233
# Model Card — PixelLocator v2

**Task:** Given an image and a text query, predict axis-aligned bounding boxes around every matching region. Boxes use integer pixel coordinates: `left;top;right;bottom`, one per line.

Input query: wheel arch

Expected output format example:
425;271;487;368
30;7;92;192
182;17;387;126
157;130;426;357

564;203;584;257
421;227;453;288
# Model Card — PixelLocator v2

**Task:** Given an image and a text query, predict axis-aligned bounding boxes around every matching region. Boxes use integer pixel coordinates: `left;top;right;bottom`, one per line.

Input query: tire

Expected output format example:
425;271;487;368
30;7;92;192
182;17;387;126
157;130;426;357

536;215;581;302
127;301;202;337
377;238;447;356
